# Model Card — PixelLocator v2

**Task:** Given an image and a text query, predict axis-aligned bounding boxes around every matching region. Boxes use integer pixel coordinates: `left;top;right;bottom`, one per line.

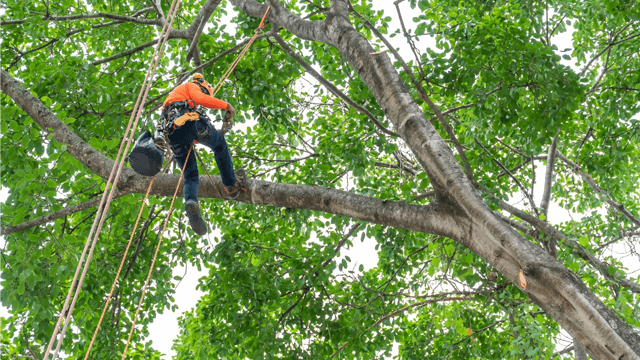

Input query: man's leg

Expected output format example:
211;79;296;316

195;121;246;198
169;125;208;235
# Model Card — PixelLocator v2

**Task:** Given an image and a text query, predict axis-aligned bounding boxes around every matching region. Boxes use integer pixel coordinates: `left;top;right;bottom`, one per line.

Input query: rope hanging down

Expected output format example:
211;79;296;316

77;5;271;359
120;145;193;359
210;6;270;97
43;0;182;359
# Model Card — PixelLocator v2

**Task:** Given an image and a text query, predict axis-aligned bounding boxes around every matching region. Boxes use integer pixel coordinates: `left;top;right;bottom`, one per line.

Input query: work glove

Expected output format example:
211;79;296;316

221;103;235;135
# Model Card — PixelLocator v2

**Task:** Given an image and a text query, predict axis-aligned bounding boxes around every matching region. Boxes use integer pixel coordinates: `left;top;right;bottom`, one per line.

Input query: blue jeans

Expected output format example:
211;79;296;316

168;119;236;203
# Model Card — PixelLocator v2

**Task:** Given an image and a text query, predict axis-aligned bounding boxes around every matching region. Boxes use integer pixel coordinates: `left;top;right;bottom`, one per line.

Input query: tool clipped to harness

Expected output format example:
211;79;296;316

128;129;165;176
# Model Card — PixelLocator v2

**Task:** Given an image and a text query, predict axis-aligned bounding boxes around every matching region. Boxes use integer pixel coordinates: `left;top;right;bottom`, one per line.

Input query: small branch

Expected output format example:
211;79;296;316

552;345;575;359
540;128;560;219
330;343;349;358
556;152;640;227
497;156;547;179
1;191;130;235
374;161;415;176
271;29;399;138
252;154;319;178
322;223;361;267
494;212;532;234
414;191;436;200
579;22;636;77
186;0;223;63
370;296;473;329
330;296;472;358
278;287;310;323
90;36;174;66
1;10;161;26
441;103;476;116
476;139;538;215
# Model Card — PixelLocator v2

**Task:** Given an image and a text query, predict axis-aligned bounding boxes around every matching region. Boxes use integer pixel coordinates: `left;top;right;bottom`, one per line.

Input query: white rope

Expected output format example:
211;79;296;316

43;1;182;358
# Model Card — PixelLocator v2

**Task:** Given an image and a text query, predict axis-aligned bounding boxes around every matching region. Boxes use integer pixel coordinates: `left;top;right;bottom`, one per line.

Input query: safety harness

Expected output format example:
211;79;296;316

157;80;216;135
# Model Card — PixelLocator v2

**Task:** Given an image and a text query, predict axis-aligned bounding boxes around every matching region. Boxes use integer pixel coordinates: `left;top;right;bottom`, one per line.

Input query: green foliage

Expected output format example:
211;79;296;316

1;0;639;359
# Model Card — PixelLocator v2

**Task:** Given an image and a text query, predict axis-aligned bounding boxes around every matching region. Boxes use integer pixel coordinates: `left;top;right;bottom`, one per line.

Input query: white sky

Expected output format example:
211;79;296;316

0;1;637;358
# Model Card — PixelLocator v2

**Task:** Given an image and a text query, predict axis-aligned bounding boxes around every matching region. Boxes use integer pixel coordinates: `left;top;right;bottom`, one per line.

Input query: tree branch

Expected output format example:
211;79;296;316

1;69;458;240
228;0;331;44
185;0;224;63
322;223;361;267
1;8;160;26
540;128;560;218
555;152;640;227
351;8;474;181
90;31;183;66
0;191;130;235
271;29;400;138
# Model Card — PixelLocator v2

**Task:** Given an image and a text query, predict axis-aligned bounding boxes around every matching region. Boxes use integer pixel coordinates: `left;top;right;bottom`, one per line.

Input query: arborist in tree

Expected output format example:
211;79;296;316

154;73;246;235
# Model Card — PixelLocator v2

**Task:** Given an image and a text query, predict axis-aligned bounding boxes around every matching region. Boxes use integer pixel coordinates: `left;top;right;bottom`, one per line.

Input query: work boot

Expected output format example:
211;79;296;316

154;129;167;151
185;200;207;235
224;168;247;200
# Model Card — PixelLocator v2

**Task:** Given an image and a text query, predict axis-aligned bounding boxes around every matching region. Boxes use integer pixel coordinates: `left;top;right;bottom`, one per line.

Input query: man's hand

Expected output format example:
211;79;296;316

225;103;235;119
221;103;235;135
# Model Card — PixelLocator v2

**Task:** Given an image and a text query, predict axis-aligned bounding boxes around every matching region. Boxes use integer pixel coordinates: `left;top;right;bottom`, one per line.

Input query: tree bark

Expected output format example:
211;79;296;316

227;1;640;359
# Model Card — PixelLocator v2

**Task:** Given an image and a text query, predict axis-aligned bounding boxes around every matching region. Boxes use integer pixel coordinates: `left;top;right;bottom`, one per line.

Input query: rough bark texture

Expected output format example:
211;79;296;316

576;341;591;360
0;69;454;240
227;1;640;359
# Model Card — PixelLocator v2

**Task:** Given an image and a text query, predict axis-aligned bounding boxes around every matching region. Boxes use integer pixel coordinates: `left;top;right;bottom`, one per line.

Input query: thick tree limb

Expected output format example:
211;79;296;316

271;29;399;138
351;8;474;182
185;0;224;63
1;9;161;26
228;3;640;357
229;0;331;44
0;191;130;235
556;152;640;227
0;68;456;241
493;197;640;294
540;129;560;219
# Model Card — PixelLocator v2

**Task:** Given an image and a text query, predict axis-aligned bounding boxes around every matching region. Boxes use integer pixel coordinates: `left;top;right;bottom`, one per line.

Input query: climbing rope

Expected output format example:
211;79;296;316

194;5;271;194
83;163;169;359
120;145;193;359
49;5;272;359
43;0;182;359
195;149;225;199
210;6;270;97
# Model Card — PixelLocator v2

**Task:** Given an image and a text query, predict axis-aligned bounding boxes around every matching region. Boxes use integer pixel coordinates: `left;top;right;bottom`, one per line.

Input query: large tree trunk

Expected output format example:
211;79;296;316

228;0;640;359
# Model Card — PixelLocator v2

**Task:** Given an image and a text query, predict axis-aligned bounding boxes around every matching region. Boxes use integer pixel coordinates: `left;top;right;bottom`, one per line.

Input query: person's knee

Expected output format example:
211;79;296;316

214;137;228;153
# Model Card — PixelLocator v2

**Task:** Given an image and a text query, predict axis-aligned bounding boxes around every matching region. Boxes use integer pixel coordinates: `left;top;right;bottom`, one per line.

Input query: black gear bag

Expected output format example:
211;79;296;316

128;129;164;177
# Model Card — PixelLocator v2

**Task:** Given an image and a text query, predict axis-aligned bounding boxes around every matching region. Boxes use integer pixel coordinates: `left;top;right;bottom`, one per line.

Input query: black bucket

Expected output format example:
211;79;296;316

128;130;164;177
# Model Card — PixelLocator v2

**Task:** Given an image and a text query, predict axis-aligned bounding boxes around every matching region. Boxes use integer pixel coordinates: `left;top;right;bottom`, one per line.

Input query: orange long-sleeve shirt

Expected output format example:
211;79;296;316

163;82;228;110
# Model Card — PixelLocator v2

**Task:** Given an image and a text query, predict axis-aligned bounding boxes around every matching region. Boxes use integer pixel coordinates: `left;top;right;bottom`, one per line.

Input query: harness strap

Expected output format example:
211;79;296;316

193;80;211;95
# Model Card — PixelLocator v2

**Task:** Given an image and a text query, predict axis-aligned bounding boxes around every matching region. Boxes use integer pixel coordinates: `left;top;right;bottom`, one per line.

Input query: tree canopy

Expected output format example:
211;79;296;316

1;0;639;359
